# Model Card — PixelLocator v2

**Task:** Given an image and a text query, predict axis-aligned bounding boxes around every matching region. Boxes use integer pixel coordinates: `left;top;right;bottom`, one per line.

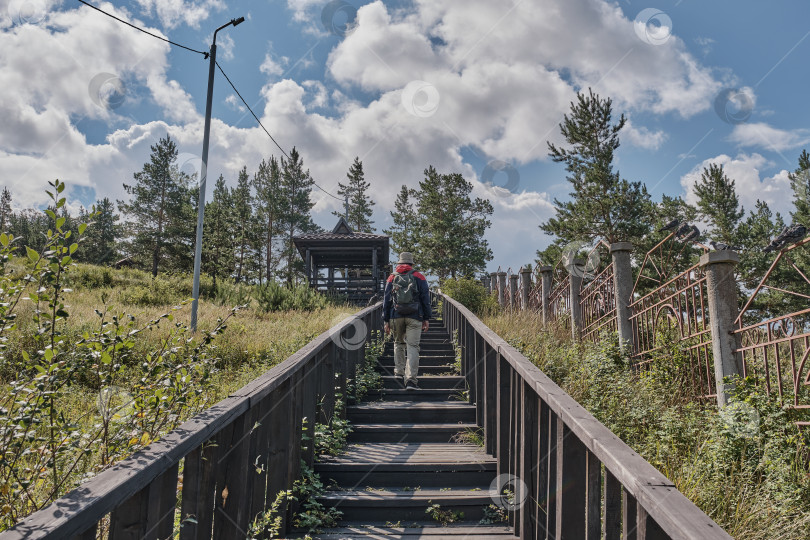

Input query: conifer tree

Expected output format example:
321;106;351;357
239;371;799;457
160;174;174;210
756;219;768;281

693;163;744;245
542;89;652;245
413;166;493;280
232;166;255;282
202;176;235;286
788;149;810;226
118;135;193;276
254;157;285;281
280;147;319;285
332;157;375;232
0;187;11;232
384;186;418;256
79;197;119;265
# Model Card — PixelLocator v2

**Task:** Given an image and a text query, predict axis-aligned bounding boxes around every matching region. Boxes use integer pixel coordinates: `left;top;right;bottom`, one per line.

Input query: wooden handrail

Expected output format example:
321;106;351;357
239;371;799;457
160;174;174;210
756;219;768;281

1;303;383;540
437;292;731;540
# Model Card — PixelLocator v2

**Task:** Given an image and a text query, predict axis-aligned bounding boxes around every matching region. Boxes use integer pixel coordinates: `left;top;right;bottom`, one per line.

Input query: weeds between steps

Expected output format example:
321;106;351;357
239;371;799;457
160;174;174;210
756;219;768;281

425;501;464;525
250;333;387;538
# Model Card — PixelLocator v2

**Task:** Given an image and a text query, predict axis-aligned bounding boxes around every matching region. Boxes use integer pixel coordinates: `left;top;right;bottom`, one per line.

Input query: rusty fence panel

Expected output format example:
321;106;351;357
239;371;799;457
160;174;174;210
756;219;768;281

580;261;617;343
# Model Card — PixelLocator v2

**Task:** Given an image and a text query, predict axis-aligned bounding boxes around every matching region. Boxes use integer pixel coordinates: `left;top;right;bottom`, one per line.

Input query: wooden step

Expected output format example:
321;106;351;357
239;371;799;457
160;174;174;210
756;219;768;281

313;524;514;538
316;443;495;486
377;356;456;368
317;488;495;522
365;389;465;402
373;365;459;377
384;343;455;351
347;402;475;424
381;375;465;390
348;423;478;443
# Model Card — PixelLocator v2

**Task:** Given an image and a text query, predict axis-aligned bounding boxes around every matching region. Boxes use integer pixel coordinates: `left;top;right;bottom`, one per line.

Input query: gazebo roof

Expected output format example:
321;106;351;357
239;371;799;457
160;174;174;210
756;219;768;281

293;217;390;268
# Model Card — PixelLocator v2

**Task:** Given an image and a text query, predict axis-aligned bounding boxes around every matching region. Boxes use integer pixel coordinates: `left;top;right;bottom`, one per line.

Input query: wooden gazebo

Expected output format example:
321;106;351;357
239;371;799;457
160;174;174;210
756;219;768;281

293;217;390;304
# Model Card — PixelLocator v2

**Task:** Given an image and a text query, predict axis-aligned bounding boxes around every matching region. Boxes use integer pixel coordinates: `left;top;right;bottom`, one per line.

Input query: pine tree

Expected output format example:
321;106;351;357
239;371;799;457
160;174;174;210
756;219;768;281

384;186;418;256
332;157;375;232
413;166;493;281
693;163;744;245
202;175;235;286
0;187;11;233
232;166;255;283
79;197;119;265
118;135;193;276
280;147;319;286
542;89;652;245
254;157;285;281
788;149;810;226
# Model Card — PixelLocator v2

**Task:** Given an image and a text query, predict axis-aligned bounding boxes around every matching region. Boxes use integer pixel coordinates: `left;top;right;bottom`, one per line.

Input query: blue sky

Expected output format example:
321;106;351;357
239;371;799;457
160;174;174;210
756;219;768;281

2;0;810;273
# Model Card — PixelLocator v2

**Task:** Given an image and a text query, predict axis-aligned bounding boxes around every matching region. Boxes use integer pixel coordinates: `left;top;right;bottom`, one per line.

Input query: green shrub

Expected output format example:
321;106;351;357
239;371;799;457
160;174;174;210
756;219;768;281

441;277;498;315
256;281;333;312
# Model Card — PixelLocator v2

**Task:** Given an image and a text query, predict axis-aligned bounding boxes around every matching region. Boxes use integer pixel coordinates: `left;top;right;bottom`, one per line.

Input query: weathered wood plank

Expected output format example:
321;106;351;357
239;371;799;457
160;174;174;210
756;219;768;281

586;450;601;540
604;469;622;540
637;502;670;540
556;419;586;540
484;342;497;455
623;488;637;540
519;381;538;540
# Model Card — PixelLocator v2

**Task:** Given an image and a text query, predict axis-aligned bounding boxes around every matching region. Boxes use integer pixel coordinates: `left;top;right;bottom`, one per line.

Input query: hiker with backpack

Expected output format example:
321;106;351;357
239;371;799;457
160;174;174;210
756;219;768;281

382;252;432;390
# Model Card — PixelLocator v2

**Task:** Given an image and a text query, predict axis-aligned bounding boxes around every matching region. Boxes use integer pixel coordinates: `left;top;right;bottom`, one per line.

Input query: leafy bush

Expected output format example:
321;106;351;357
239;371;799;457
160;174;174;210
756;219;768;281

256;281;332;312
441;277;498;315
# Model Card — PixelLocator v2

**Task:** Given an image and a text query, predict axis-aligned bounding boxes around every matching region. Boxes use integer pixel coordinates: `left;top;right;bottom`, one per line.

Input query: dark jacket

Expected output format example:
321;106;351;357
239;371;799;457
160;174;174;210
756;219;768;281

382;264;432;322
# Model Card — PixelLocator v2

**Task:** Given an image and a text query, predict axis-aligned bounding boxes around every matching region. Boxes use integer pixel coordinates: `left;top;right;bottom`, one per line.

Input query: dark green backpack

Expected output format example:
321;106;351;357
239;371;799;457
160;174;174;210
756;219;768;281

392;270;419;316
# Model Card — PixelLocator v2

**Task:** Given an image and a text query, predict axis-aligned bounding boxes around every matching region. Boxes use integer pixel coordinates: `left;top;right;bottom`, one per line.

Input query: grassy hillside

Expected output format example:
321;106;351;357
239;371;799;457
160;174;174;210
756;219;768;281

0;261;358;530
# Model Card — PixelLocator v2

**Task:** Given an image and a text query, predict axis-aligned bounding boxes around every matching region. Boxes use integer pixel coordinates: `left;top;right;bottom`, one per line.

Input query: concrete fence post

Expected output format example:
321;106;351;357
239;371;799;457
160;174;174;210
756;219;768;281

490;272;498;302
538;266;553;325
509;273;519;310
610;242;636;354
568;258;585;340
497;272;507;307
699;250;744;407
520;267;531;310
482;274;491;294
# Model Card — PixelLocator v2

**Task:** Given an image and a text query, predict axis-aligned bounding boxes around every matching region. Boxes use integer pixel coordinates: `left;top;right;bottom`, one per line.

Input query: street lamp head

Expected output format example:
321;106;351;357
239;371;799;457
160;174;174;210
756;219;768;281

232;16;245;27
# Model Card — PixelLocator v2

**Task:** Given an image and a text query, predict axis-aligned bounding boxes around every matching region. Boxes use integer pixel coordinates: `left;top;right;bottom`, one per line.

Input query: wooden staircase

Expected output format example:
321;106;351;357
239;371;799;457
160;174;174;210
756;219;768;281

313;318;515;538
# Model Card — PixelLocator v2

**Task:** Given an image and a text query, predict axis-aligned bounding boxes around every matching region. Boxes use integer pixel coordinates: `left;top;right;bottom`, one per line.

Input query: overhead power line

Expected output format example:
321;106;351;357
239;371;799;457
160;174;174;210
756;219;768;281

215;61;342;200
76;0;210;58
78;0;342;201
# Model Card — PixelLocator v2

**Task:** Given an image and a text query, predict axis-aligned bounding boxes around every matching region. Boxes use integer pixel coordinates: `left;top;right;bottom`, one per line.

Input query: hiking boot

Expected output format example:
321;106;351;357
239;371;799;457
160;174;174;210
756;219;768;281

405;379;419;390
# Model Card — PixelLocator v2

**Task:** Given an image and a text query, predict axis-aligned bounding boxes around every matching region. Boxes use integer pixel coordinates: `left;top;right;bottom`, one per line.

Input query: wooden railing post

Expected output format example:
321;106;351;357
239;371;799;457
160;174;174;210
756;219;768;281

556;418;587;539
610;242;635;354
699;250;743;406
538;266;553;324
484;342;497;455
520;266;531;310
497;271;507;307
568;258;585;340
519;382;538;539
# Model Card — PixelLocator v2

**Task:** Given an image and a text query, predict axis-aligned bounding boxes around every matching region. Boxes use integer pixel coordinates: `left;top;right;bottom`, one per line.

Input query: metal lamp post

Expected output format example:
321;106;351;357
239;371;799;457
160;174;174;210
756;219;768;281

191;16;245;332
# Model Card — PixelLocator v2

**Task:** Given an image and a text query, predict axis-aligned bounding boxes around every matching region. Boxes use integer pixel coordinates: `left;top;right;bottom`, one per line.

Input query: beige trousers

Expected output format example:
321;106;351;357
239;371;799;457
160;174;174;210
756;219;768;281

391;317;422;384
